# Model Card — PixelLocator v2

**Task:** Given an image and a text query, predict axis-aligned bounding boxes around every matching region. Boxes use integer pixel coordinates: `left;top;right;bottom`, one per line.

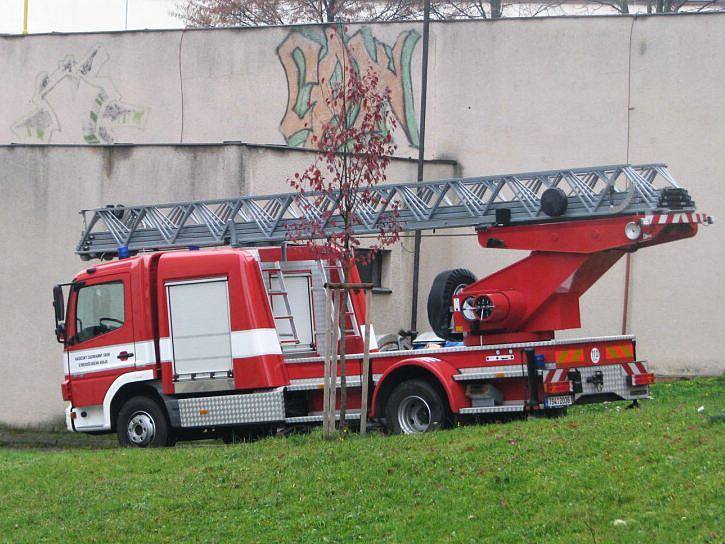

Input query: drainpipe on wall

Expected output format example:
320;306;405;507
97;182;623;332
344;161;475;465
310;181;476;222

621;253;633;334
410;0;431;333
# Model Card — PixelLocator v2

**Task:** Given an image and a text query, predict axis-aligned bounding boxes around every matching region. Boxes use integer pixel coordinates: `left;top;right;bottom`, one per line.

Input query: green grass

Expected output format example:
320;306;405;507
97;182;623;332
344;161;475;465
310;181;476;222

0;378;722;543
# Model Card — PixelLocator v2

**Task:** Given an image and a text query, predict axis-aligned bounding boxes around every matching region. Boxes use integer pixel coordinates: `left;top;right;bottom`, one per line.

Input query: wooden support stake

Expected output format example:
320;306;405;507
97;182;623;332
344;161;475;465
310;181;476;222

359;288;372;435
322;288;333;437
324;288;342;437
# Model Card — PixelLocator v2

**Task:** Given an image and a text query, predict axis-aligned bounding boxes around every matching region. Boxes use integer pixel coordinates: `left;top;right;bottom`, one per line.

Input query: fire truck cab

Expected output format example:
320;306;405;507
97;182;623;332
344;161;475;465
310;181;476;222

56;246;372;443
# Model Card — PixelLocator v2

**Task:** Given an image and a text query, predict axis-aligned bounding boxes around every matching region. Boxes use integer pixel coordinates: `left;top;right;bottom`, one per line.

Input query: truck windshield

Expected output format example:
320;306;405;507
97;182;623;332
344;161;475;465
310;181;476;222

75;282;125;343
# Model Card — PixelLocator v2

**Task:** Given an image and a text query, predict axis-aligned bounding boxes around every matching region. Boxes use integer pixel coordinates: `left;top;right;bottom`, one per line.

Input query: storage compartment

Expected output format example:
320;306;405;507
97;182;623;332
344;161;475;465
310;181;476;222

466;383;503;407
167;278;233;378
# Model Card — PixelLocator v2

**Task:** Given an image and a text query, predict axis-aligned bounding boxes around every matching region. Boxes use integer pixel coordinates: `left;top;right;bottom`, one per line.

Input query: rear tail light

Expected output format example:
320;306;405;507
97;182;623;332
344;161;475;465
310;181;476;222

544;381;572;394
630;373;655;387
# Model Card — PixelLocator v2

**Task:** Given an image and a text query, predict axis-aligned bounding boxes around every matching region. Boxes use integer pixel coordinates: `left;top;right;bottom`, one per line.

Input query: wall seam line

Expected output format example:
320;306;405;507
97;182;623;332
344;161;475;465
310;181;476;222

178;29;187;143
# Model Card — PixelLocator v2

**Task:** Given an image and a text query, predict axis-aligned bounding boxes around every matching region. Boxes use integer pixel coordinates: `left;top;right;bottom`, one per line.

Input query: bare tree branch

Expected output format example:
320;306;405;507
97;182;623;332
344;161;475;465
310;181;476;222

173;0;725;27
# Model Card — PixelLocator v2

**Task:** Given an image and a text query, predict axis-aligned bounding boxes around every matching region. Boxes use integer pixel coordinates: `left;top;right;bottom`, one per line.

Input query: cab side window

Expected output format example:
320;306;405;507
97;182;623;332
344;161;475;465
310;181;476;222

75;282;125;343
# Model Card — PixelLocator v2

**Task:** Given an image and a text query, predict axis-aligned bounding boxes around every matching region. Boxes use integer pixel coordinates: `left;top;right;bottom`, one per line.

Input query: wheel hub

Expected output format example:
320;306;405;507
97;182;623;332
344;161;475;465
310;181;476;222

127;411;155;446
397;395;432;434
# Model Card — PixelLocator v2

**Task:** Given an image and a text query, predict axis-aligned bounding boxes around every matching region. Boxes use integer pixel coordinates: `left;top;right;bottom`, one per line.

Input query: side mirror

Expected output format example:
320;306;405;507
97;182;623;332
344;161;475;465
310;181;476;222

52;285;66;344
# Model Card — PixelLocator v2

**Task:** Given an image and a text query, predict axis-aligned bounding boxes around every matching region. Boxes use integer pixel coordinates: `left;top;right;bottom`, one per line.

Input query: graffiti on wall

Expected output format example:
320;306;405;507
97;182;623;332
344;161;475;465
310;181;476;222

277;26;420;149
12;44;149;144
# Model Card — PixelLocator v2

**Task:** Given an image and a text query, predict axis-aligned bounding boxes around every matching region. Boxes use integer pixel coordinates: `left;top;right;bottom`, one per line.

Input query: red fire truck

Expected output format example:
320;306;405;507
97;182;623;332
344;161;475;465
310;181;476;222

53;164;710;446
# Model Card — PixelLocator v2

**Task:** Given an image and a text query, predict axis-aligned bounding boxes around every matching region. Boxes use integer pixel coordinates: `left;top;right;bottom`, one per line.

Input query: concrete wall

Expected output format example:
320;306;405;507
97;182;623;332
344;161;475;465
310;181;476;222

1;14;723;424
0;144;454;426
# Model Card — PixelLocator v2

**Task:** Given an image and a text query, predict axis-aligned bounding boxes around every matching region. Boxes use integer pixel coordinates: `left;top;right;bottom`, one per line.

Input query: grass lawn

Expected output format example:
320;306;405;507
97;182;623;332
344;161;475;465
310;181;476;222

0;378;722;543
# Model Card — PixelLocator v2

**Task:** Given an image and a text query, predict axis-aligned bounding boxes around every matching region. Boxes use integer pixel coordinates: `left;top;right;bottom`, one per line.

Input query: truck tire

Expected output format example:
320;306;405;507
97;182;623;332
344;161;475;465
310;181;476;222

541;187;568;217
427;268;477;341
384;379;447;434
117;396;173;448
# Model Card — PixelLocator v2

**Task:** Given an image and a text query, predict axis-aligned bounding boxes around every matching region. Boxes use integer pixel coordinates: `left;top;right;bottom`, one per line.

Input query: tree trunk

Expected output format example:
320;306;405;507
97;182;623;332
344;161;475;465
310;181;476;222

491;0;502;19
621;0;630;14
325;0;336;22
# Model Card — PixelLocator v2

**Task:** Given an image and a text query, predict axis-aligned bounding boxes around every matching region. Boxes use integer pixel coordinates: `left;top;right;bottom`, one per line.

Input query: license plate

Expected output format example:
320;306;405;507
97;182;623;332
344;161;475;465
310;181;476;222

545;395;573;408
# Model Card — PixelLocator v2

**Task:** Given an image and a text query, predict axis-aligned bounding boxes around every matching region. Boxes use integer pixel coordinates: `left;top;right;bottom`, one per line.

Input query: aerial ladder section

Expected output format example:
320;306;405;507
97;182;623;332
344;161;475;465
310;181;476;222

75;163;712;345
75;163;707;258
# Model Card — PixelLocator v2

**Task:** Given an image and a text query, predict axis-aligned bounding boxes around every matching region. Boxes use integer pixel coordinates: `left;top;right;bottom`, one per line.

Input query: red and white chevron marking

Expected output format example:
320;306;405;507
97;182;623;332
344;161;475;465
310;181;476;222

543;368;568;383
642;212;711;226
621;361;648;376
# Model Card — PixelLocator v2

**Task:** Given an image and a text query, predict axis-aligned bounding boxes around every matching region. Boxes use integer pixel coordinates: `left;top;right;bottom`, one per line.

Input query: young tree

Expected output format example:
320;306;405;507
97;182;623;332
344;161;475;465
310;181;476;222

288;26;401;432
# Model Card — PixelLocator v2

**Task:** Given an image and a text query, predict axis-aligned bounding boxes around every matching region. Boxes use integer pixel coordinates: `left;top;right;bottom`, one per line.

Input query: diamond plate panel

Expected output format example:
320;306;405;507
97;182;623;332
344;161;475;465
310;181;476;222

576;363;642;400
179;389;285;427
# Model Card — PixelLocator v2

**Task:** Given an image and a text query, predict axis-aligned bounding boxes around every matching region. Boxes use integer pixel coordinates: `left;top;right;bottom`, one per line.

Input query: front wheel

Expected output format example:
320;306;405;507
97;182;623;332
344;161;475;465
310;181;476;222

384;379;448;435
117;396;173;448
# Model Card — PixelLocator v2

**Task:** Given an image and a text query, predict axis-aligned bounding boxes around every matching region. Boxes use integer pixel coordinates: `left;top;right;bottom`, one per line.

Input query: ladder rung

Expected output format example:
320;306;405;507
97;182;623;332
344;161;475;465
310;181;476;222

274;315;294;320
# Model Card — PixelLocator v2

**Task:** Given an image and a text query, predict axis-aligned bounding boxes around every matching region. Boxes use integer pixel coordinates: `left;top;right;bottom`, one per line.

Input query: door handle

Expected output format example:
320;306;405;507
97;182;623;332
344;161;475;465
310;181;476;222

118;351;134;361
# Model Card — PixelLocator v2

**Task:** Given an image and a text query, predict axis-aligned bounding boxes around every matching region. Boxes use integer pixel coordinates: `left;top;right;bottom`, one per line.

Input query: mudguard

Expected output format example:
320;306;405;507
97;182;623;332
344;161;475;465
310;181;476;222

371;356;468;417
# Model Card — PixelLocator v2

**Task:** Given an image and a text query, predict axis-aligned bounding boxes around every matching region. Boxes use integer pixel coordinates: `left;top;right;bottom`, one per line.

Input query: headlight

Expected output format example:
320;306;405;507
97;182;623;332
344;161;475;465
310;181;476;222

624;221;642;241
462;297;478;321
462;295;495;321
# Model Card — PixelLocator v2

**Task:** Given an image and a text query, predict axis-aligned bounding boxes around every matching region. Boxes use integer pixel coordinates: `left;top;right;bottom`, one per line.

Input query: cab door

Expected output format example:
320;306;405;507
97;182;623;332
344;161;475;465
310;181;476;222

66;274;135;382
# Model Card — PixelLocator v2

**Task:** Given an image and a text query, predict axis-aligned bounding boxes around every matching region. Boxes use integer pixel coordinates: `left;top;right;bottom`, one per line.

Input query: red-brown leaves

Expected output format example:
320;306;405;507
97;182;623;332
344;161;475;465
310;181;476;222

286;61;400;265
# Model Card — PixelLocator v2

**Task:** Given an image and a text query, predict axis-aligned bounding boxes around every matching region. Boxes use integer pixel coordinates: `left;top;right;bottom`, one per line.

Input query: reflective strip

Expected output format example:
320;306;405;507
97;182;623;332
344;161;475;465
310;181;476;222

543;368;568;383
555;349;584;364
605;344;633;359
160;328;282;362
160;337;173;361
134;340;157;365
644;212;709;226
67;342;136;376
622;361;648;376
231;328;282;358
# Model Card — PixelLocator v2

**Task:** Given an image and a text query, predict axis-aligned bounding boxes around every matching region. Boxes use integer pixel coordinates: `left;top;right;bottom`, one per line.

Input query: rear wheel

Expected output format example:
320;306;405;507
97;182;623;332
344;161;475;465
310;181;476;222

117;396;173;448
385;379;448;435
